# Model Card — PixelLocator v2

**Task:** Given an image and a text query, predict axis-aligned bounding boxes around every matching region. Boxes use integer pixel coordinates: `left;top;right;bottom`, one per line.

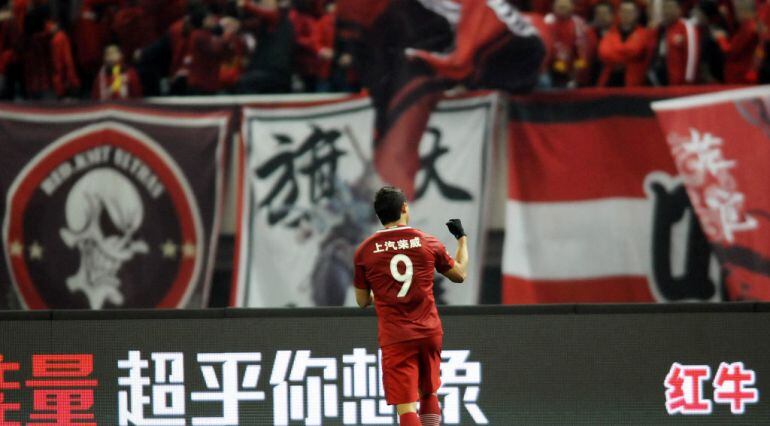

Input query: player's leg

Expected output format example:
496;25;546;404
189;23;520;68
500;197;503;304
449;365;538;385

418;393;441;426
396;402;420;425
381;341;421;426
417;335;443;426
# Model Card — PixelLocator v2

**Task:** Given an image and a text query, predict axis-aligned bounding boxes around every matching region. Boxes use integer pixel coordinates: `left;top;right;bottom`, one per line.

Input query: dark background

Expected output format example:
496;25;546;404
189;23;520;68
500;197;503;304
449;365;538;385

1;303;769;424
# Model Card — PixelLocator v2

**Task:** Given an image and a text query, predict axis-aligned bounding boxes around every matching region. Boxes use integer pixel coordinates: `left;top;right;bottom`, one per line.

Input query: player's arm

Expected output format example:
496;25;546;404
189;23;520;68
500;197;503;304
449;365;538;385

355;288;373;308
353;252;373;308
442;219;469;283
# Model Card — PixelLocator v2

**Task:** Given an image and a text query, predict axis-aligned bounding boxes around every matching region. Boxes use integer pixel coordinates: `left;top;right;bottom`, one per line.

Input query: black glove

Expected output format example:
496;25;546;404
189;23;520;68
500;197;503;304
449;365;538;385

446;219;466;239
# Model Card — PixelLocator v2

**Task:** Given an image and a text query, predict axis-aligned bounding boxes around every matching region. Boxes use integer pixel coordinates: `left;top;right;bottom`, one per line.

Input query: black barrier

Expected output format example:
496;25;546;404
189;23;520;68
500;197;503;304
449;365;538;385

1;303;769;424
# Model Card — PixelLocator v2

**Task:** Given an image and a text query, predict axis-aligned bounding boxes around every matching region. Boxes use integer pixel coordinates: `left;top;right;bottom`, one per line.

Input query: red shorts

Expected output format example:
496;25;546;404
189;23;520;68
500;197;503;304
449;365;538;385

380;334;442;405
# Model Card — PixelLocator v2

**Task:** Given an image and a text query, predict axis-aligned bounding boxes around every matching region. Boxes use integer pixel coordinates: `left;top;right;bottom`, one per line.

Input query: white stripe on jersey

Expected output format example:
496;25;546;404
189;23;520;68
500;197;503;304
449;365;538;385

376;226;413;233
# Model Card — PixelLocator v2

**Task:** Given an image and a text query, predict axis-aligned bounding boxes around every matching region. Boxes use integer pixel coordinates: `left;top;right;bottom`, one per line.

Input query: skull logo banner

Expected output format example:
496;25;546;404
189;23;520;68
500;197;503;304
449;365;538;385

60;168;149;308
0;106;230;309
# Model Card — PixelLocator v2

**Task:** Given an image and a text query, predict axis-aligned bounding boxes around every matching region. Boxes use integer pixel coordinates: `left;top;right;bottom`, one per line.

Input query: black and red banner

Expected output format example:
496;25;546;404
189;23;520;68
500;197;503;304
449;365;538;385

0;104;230;309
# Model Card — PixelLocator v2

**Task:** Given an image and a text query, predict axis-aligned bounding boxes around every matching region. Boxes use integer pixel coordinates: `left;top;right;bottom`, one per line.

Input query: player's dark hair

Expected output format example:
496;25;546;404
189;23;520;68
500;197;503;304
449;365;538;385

374;186;406;225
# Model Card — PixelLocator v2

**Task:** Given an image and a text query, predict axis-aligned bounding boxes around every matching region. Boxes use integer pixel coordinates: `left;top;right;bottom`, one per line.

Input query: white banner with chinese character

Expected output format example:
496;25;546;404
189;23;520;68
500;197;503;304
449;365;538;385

234;94;498;307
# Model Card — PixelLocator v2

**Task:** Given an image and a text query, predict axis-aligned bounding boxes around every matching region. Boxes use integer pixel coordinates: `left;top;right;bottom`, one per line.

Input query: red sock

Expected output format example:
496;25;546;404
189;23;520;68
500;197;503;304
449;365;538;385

399;412;420;426
419;394;442;425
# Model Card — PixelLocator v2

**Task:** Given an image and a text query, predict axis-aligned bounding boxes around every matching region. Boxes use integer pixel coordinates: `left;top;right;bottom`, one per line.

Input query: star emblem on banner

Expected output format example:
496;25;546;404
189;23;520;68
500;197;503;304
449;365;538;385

28;241;44;260
182;242;196;258
161;240;178;259
9;240;23;257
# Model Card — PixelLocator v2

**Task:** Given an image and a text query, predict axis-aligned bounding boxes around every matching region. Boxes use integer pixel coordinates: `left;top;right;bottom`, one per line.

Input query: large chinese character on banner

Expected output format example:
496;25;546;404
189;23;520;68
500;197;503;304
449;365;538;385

653;87;770;300
0;105;230;308
234;95;498;307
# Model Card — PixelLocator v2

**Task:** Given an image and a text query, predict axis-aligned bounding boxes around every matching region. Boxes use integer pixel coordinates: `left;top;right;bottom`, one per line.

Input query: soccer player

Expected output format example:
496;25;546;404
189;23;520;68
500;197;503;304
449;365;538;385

353;186;469;426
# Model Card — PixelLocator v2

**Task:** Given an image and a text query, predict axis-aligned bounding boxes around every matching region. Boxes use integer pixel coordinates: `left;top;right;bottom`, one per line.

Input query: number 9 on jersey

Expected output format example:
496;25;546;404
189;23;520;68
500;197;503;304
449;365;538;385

390;254;414;298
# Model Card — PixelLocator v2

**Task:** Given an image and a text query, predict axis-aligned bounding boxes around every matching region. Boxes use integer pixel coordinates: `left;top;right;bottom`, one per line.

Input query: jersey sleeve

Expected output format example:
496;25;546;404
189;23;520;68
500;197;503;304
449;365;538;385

429;236;455;274
353;246;370;290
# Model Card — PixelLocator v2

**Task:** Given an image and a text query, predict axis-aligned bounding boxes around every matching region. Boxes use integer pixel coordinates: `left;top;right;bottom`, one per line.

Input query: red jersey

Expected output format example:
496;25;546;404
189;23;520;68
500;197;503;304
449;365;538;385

545;13;594;84
598;26;650;87
314;11;335;80
649;19;700;85
289;9;319;77
72;4;111;76
354;226;454;347
716;19;759;84
50;29;81;97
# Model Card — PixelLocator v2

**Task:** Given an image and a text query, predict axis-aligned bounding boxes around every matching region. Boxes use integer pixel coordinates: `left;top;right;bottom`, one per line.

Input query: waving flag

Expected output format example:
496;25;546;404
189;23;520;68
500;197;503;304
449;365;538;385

653;87;770;301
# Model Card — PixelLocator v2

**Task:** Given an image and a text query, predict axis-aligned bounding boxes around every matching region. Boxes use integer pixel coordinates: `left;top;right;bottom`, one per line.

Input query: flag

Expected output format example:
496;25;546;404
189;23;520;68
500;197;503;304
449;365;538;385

234;94;498;307
653;86;770;301
340;0;543;199
0;104;230;309
503;88;726;303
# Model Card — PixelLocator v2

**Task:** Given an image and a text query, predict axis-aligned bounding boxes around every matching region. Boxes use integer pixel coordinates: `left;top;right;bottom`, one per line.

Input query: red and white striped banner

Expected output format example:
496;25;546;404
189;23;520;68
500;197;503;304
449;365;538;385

503;88;726;304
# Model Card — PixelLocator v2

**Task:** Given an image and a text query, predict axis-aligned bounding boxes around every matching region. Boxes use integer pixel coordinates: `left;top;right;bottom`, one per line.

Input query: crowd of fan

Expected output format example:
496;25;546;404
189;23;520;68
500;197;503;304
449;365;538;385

0;0;354;100
536;0;766;87
0;0;764;101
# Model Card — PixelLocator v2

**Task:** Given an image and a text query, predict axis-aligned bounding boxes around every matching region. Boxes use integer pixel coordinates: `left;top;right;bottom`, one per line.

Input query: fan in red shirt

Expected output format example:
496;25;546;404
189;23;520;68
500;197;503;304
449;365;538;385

112;0;159;63
187;6;240;94
289;0;322;91
21;6;80;99
598;0;650;86
713;0;759;84
545;0;595;87
72;0;116;93
313;1;335;91
648;0;700;85
353;186;469;426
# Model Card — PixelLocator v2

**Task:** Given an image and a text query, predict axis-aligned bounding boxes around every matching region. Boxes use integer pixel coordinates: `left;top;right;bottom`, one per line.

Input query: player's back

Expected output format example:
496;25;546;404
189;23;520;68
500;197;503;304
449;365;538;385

354;226;455;347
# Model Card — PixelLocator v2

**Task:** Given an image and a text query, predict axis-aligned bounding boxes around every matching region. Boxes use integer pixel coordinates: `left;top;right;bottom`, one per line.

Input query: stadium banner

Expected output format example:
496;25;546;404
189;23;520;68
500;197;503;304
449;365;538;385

0;305;769;424
503;88;731;304
337;0;544;200
0;104;231;309
235;94;498;307
653;87;770;301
